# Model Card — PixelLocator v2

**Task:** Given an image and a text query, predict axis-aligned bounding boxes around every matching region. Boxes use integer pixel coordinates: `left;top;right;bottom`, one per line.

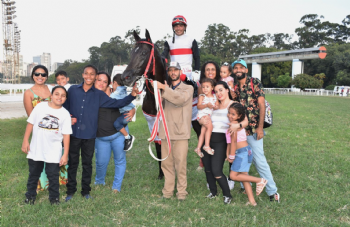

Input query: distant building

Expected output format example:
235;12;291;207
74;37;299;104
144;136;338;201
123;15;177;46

33;55;41;64
52;62;63;72
27;63;38;77
41;53;51;71
23;62;28;77
19;55;24;77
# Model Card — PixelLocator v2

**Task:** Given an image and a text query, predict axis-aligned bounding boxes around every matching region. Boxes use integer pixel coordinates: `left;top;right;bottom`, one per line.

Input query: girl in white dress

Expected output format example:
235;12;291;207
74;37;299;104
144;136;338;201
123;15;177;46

194;78;218;157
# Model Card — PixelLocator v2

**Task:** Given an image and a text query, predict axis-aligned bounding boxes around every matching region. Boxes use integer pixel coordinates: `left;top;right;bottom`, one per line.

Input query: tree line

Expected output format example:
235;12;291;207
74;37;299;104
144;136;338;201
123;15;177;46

39;14;350;89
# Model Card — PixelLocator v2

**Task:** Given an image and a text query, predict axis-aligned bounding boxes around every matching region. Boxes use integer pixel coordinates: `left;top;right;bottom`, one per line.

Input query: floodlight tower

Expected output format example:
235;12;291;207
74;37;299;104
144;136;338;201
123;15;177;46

2;0;18;83
14;22;20;83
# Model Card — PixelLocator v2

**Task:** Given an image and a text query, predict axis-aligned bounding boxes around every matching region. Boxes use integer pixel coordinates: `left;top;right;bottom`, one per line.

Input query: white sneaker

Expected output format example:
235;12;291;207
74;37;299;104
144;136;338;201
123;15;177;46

196;166;203;171
227;178;235;190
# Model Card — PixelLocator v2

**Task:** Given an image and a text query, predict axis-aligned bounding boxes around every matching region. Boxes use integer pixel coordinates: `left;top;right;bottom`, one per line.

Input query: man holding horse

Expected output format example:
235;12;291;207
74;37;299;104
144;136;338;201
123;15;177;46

151;61;193;201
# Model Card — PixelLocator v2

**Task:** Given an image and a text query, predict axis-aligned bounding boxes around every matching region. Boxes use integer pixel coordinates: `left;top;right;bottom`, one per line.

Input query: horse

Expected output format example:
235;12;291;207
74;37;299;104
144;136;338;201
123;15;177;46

121;29;166;180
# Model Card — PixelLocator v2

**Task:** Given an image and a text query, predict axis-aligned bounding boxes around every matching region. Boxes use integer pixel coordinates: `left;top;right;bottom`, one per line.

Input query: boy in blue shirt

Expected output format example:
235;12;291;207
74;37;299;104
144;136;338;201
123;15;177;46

63;65;137;201
111;74;135;151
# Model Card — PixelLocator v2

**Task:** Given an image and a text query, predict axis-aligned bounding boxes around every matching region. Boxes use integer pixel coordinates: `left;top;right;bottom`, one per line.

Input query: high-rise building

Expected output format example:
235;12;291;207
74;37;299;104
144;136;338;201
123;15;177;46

33;55;41;64
41;53;51;71
27;63;38;77
23;62;28;77
19;55;24;76
52;62;63;72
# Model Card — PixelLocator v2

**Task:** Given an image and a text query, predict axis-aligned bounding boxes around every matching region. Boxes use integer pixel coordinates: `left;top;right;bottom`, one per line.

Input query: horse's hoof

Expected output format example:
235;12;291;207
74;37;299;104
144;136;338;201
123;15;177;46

157;175;164;180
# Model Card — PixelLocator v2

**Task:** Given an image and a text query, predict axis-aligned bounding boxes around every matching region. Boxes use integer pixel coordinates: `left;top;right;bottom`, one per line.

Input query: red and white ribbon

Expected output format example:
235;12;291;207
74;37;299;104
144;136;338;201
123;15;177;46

147;80;171;161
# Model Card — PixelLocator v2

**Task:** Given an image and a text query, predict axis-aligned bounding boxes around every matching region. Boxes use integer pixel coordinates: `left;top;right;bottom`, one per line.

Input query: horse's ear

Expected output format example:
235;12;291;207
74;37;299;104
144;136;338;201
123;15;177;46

134;30;141;42
145;29;152;43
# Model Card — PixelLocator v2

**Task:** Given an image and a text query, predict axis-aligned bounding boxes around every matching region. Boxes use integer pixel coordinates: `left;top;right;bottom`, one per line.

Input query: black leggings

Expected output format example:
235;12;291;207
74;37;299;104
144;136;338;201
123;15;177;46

201;132;231;198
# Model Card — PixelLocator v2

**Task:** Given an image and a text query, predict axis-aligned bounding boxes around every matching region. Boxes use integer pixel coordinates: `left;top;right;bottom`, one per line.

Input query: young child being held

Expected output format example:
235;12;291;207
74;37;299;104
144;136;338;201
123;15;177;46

111;73;136;151
21;86;72;205
220;62;234;90
227;102;267;206
194;78;218;157
55;71;71;90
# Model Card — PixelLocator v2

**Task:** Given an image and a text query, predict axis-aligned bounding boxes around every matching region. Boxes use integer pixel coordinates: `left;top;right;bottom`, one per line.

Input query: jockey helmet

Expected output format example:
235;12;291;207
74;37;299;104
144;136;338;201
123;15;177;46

172;15;187;27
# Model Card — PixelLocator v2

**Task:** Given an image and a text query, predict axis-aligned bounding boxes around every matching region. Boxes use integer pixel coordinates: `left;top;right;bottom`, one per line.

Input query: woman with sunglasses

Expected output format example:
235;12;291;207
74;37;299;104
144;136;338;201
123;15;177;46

23;65;69;191
23;65;51;116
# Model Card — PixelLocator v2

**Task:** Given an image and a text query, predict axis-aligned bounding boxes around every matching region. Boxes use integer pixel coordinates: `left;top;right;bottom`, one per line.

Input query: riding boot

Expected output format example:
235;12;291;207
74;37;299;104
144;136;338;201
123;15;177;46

155;143;164;180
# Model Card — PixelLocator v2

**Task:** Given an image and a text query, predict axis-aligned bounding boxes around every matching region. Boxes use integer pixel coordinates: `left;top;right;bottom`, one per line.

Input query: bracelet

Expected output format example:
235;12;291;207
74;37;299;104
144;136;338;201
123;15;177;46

229;155;235;160
239;123;242;129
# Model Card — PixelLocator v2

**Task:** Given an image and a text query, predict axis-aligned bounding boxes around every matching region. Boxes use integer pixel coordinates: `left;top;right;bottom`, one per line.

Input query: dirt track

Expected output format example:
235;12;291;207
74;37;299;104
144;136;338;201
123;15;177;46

0;102;27;119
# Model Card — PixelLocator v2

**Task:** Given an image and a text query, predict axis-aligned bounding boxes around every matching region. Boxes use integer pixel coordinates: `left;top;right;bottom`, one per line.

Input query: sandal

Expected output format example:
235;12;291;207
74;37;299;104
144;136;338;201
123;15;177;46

194;148;204;158
245;201;257;206
256;178;268;196
203;146;214;155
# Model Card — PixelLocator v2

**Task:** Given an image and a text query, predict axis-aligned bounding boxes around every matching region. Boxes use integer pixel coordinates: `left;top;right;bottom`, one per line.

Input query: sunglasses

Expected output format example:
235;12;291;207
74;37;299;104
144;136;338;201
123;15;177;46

173;17;184;21
223;62;229;66
34;72;48;77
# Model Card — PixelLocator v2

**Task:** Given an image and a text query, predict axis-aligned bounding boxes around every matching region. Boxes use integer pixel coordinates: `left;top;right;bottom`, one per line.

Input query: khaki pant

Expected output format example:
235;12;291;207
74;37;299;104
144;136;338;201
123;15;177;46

161;139;188;199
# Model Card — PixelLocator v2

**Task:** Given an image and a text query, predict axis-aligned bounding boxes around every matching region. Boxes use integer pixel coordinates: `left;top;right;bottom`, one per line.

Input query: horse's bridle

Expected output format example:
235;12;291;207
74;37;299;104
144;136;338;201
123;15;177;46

138;40;156;77
136;40;157;94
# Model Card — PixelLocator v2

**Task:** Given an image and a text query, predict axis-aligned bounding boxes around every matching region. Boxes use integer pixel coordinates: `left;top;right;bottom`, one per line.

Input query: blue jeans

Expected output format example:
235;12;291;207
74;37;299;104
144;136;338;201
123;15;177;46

94;128;127;191
246;135;278;196
113;113;129;131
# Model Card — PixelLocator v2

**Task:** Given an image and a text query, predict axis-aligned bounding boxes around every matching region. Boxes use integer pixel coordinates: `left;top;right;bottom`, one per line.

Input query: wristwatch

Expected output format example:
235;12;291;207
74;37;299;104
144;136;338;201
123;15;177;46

239;123;242;129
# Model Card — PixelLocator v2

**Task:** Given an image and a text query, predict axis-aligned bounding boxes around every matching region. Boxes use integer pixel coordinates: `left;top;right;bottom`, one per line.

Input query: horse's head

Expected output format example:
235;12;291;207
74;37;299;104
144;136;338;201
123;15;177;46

122;29;155;87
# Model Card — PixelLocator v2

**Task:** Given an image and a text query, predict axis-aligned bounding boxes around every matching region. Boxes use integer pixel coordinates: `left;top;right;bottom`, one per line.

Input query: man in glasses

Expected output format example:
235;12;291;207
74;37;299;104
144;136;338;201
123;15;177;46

232;59;280;203
162;15;202;159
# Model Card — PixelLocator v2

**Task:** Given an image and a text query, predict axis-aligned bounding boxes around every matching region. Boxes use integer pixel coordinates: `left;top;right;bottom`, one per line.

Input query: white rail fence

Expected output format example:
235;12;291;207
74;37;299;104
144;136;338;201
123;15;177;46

0;84;32;102
264;88;349;97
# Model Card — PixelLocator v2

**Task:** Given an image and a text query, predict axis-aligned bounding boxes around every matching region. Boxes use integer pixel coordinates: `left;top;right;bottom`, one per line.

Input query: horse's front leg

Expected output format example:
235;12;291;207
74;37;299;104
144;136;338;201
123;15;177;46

155;142;164;180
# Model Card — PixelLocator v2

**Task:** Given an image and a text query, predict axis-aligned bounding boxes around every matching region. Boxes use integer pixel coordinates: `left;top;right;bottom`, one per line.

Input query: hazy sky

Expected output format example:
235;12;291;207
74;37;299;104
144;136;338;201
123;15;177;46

1;0;349;64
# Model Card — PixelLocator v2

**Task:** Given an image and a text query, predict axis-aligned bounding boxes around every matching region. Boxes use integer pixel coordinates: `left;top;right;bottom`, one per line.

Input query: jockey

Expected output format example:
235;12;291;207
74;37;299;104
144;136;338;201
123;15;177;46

162;15;201;133
162;15;200;80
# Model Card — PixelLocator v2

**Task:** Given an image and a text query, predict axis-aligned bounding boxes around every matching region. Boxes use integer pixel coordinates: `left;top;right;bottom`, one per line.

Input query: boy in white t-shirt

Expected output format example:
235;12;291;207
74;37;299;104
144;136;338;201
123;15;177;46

21;86;72;205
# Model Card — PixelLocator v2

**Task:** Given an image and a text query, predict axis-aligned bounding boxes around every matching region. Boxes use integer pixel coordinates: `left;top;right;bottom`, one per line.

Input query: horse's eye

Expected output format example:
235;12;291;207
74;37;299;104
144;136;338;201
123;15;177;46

141;51;146;56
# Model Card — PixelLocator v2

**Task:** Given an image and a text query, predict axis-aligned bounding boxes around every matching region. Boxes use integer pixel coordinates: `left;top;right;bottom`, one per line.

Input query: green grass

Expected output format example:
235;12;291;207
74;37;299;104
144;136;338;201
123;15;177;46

1;95;350;226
